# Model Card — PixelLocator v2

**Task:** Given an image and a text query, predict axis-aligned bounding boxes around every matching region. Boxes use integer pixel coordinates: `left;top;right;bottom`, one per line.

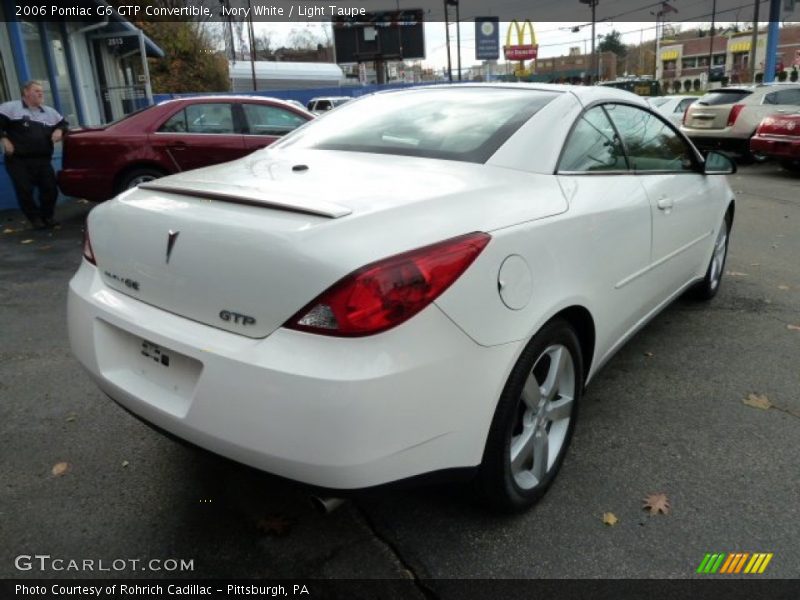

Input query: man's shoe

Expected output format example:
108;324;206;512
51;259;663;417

42;217;59;229
29;217;47;230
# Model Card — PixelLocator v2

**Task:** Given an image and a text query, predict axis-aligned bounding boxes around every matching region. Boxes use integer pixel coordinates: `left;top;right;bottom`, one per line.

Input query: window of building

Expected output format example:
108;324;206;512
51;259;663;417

682;57;697;69
713;54;726;65
44;22;79;127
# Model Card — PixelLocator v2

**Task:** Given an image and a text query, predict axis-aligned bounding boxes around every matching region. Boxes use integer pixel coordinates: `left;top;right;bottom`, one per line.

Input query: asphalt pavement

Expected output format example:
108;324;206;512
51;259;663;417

1;164;798;592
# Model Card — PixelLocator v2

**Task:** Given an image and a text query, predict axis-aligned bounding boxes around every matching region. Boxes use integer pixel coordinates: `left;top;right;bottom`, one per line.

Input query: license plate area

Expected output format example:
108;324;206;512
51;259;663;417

95;320;203;417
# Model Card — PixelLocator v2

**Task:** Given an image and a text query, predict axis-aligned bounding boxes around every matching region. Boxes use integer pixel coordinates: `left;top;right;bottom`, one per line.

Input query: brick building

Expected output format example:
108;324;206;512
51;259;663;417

530;49;617;83
657;24;800;92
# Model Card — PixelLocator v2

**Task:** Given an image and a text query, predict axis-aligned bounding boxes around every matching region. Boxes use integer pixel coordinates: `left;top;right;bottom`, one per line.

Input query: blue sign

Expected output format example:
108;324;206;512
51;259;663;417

475;17;499;61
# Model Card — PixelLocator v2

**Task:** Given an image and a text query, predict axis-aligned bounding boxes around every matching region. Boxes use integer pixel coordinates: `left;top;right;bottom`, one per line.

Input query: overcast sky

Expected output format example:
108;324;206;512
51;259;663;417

254;20;758;74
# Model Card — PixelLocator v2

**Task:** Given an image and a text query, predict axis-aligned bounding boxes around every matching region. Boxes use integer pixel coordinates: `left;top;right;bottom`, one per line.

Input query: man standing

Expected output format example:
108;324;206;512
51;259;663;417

0;81;68;229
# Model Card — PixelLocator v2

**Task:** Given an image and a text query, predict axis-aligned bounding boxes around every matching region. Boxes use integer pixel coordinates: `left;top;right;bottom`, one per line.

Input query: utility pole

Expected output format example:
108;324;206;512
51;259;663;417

707;0;717;83
749;0;760;82
246;0;257;90
444;0;453;82
455;0;462;81
579;0;598;83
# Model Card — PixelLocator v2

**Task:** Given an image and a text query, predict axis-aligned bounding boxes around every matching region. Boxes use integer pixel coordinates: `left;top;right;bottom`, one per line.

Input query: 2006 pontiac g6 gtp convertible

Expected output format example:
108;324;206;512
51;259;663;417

68;85;736;511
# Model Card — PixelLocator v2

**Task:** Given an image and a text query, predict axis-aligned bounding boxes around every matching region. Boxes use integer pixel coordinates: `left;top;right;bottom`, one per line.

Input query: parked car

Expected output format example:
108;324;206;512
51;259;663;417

306;96;352;115
69;85;736;511
681;83;800;161
58;96;314;202
648;95;697;126
750;112;800;171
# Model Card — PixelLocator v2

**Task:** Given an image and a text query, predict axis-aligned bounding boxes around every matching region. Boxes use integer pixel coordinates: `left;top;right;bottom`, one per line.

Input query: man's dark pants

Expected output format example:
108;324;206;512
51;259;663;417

5;155;58;223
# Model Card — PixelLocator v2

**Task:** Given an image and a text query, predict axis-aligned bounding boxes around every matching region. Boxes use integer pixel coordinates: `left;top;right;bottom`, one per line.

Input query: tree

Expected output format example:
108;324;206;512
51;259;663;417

598;30;627;58
108;0;230;92
139;21;230;92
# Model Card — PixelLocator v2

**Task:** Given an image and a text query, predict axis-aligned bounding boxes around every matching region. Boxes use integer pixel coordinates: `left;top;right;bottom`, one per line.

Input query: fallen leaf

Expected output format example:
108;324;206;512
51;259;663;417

77;199;89;204
788;324;800;332
777;285;790;291
255;515;293;536
21;239;34;245
749;263;761;267
121;460;130;468
743;393;771;411
65;414;77;423
644;352;654;358
52;462;70;477
3;228;16;234
642;492;671;515
602;512;619;526
38;245;52;251
726;271;748;277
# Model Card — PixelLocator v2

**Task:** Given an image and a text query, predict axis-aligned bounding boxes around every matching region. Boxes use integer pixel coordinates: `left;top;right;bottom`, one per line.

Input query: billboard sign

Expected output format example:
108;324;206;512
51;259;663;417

475;17;500;60
333;10;425;63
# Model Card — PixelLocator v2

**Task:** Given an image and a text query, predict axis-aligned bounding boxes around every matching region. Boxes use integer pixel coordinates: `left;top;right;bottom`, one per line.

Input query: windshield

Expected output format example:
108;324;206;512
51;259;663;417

274;87;559;163
697;90;752;106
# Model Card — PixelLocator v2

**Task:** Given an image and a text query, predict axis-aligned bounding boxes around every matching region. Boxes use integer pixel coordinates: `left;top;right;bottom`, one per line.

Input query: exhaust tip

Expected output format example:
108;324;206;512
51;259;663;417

310;495;345;515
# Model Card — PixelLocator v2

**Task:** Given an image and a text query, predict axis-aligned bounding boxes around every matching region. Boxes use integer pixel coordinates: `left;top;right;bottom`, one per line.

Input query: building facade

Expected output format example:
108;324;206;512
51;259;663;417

0;0;163;210
657;24;800;92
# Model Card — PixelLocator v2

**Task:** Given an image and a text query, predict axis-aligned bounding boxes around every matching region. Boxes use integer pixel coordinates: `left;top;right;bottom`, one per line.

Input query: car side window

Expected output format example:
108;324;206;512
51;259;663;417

605;104;695;172
774;89;800;106
316;100;332;112
159;110;187;133
677;98;693;113
558;106;627;172
763;92;778;105
242;104;307;136
184;103;235;134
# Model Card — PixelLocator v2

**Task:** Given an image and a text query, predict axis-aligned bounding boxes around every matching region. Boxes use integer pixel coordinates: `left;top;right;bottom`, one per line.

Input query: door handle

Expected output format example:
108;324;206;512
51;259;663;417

657;197;674;211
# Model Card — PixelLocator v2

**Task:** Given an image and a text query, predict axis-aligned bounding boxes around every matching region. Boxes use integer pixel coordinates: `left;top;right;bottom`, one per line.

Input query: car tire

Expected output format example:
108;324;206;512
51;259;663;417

117;167;165;193
691;211;732;301
779;159;800;173
476;318;583;512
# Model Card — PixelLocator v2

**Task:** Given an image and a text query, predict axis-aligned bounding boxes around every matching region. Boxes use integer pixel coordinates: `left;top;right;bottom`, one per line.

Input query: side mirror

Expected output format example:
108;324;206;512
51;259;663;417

704;151;737;175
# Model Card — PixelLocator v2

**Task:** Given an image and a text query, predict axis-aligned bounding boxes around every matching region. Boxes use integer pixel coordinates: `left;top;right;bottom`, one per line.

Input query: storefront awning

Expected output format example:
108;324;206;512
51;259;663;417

729;40;752;53
661;50;679;60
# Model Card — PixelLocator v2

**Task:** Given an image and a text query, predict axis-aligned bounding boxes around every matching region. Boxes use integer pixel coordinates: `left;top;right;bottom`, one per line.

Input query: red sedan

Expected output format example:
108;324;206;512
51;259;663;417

58;96;314;201
750;112;800;172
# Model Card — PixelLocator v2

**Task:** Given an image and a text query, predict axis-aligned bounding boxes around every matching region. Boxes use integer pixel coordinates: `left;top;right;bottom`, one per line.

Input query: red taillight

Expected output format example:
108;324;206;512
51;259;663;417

727;104;745;127
82;226;96;265
285;232;491;337
682;104;691;125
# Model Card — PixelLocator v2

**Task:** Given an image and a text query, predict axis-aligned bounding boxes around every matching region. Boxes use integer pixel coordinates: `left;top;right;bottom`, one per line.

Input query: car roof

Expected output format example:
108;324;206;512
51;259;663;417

367;82;650;108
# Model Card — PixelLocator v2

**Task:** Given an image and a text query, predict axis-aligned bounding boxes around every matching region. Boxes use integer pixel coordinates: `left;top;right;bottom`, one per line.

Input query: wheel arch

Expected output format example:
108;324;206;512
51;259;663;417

113;162;171;194
547;305;596;387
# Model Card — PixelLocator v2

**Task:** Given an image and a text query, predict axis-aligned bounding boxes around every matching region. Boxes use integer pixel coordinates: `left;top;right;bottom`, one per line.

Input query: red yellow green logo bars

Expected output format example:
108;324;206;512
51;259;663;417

696;552;773;574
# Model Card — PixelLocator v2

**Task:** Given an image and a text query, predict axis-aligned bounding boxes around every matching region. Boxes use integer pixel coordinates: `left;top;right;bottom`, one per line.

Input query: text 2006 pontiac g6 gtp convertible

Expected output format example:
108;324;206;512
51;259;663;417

68;85;735;511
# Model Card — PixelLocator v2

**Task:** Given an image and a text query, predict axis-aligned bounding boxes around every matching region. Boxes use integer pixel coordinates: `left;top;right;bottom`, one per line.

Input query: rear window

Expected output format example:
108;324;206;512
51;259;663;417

697;90;752;106
274;87;559;163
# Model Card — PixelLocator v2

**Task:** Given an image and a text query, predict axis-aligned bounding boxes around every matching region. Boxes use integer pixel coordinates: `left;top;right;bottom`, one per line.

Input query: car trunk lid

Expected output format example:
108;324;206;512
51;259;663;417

88;149;550;339
686;89;753;130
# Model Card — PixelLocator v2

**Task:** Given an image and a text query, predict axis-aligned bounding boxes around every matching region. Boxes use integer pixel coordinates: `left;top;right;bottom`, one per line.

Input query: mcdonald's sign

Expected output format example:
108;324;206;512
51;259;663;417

504;20;538;61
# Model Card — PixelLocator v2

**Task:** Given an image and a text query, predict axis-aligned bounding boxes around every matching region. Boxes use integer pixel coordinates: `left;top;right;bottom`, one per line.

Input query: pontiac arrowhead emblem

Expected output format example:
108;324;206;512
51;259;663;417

166;230;180;264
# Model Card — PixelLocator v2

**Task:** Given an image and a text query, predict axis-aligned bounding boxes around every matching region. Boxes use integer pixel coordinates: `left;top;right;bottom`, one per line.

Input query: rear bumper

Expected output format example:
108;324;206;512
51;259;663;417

57;168;115;202
683;134;749;155
67;261;521;489
750;135;800;159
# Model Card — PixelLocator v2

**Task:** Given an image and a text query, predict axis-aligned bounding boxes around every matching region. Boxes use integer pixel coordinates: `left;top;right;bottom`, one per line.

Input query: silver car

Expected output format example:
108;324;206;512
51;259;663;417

681;83;800;161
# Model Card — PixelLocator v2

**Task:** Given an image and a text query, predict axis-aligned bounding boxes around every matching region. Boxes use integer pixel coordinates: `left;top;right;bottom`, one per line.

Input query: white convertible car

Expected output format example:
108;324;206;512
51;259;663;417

68;84;735;511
